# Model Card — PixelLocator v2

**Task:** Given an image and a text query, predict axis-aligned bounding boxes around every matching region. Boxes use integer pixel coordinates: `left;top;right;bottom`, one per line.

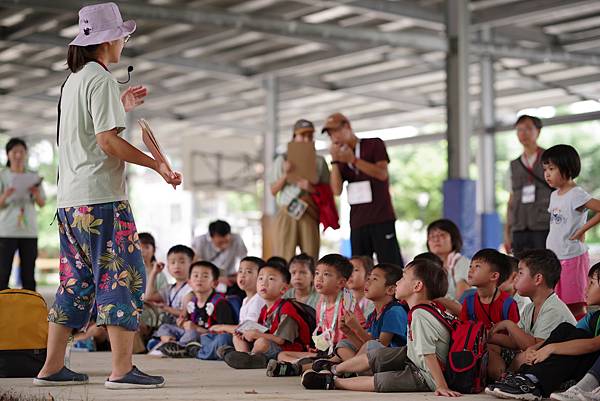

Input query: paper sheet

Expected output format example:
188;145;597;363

137;118;175;188
9;172;42;200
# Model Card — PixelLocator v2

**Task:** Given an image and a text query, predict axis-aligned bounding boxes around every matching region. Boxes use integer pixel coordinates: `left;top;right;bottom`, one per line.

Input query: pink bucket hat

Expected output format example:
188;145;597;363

70;2;136;46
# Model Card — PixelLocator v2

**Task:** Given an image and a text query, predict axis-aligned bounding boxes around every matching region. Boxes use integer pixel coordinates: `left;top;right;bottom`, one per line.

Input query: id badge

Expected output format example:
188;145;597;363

286;197;308;220
312;330;333;352
521;184;535;204
347;181;372;205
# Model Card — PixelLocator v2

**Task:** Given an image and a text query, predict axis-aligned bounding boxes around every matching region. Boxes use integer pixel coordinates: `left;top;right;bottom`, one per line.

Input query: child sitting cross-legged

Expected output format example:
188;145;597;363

348;256;375;317
499;255;532;316
265;254;365;377
309;263;408;372
486;249;576;380
301;258;461;397
156;261;236;357
220;262;311;369
486;262;600;401
283;253;319;308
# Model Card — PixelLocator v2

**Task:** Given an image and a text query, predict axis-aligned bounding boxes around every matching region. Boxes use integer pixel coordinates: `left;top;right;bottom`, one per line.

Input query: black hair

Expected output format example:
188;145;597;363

5;137;27;168
190;260;220;280
167;244;195;260
413;252;443;267
589;262;600;284
208;220;231;237
289;253;315;276
515;114;543;130
350;255;374;278
317;254;353;280
541;144;581;180
373;263;403;286
67;44;101;73
519;249;561;288
507;255;519;273
471;248;512;285
241;256;266;270
266;256;288;271
259;263;291;284
138;232;156;263
406;259;448;300
426;219;463;253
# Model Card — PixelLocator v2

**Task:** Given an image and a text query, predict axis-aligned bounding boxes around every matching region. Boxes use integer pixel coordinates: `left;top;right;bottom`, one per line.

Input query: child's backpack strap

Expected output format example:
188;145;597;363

502;296;514;321
410;303;454;332
465;292;476;321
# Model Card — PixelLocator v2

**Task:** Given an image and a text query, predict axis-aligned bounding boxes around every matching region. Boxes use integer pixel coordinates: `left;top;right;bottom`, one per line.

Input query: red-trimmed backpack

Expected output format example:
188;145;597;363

409;302;488;394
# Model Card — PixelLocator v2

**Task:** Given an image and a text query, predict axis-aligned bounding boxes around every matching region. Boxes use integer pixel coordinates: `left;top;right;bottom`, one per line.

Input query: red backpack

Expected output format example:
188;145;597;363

409;302;488;394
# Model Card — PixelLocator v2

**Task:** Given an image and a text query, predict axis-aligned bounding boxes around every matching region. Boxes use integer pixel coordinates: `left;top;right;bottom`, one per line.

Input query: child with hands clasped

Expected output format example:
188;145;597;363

156;261;235;358
542;144;600;319
302;258;461;397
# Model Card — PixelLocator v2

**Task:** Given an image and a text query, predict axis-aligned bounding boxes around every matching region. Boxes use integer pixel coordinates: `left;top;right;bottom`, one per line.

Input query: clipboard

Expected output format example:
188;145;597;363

286;141;317;184
137;119;176;187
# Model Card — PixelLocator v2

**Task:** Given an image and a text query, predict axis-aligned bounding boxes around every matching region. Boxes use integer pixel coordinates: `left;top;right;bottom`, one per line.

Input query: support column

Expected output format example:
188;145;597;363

478;27;502;249
262;74;278;259
443;0;478;257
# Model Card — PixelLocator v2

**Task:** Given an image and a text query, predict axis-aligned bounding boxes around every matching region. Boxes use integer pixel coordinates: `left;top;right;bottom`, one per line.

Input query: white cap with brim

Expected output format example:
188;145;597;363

69;2;136;47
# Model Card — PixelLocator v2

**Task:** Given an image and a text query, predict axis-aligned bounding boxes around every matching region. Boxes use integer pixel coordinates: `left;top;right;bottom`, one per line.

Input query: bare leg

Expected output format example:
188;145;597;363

159;335;175;343
335;353;370;374
336;347;356;361
277;351;315;362
233;334;250;352
488;344;506;381
37;322;72;378
510;351;527;372
333;376;376;391
107;326;134;381
251;338;270;354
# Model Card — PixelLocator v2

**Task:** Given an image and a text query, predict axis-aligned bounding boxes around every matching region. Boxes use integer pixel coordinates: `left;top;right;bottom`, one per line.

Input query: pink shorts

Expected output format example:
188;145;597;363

556;252;590;305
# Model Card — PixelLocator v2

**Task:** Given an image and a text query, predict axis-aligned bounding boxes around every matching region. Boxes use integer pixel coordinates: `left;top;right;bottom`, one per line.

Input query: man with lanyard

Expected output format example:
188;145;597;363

191;220;247;296
325;113;403;266
504;115;552;256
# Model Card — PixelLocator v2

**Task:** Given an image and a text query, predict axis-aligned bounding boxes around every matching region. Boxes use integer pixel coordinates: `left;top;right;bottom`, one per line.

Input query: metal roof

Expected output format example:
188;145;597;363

1;0;600;161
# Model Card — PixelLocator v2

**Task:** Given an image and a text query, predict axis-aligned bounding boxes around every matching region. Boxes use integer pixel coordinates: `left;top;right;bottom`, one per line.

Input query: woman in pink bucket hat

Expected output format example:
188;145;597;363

34;2;181;389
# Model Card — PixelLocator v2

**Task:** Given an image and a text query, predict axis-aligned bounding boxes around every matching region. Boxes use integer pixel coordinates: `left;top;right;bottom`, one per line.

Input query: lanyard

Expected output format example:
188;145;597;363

348;139;360;174
316;292;342;336
168;283;185;307
477;287;498;325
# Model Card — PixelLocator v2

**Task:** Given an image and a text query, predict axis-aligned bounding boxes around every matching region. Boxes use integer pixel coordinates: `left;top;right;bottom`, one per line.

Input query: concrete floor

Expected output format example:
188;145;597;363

0;352;497;401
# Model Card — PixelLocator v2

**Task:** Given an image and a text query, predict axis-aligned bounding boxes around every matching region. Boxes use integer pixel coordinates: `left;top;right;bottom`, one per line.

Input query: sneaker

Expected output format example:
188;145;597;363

33;367;89;386
216;345;235;360
224;351;268;369
186;341;202;358
486;373;518;397
580;387;600;401
301;369;335;390
550;386;584;401
266;359;301;377
159;342;188;358
493;373;543;401
105;366;165;389
312;359;338;373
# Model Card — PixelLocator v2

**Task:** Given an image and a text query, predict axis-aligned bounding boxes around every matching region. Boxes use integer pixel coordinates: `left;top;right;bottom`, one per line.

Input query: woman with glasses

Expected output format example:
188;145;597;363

34;2;181;390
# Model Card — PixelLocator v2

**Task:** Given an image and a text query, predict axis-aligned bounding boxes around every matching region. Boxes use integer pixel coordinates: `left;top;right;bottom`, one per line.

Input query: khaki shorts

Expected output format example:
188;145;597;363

367;346;431;393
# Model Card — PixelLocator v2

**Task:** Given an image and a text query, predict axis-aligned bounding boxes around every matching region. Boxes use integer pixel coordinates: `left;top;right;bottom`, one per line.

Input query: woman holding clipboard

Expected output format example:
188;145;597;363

0;137;45;291
34;2;181;389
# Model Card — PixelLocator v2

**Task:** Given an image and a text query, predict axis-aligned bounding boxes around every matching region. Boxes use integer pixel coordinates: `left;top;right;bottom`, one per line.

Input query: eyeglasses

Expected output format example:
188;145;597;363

124;35;131;44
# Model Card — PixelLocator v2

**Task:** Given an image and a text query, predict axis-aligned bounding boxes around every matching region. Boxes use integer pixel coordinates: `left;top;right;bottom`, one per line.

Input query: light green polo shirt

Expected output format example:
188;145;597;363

57;62;127;208
0;168;45;238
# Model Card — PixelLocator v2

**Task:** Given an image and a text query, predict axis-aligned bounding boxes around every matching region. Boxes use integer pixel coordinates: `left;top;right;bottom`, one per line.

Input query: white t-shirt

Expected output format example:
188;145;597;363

407;308;451;391
57;62;127;208
518;293;576;339
239;293;266;323
445;254;470;301
158;282;192;309
546;186;592;260
513;293;532;317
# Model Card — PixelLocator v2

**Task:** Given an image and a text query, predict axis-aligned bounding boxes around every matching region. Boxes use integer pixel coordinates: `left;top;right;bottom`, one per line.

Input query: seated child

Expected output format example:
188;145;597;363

265;254;365;377
499;255;532;316
487;249;576;380
156;261;236;357
201;256;267;360
487;262;600;401
221;262;311;369
318;263;407;365
283;253;319;308
460;249;520;380
349;256;375;317
301;258;461;397
145;245;194;323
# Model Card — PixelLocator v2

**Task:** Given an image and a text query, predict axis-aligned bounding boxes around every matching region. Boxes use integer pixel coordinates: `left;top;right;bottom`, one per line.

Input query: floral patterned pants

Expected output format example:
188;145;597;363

48;201;145;331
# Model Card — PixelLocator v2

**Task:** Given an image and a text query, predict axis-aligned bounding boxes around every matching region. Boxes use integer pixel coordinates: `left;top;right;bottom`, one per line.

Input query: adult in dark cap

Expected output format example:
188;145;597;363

270;119;330;260
325;112;403;266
